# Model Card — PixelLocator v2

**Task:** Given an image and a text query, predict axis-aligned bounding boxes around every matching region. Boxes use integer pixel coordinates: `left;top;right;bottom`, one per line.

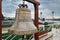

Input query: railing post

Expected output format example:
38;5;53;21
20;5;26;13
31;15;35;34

34;4;39;40
34;4;39;29
0;0;2;40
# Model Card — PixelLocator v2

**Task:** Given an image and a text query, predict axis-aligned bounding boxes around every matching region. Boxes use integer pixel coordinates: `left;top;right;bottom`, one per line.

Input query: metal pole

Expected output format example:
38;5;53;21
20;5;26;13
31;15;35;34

52;11;54;23
40;12;42;20
52;11;54;27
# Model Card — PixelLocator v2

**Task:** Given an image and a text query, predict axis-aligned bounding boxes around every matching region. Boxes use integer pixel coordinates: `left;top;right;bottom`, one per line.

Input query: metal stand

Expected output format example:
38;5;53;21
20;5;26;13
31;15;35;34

22;35;27;40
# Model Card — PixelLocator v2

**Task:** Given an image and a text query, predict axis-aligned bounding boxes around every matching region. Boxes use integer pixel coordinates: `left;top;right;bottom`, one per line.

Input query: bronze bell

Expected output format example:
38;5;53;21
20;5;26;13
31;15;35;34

8;2;37;35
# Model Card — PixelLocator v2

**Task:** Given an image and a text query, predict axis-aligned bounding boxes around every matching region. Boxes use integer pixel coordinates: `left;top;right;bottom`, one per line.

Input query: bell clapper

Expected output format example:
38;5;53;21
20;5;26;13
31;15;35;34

22;35;27;40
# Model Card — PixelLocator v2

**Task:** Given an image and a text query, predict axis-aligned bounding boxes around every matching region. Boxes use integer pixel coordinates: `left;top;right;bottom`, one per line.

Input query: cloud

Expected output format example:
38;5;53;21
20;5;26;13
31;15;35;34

2;0;60;19
39;0;60;19
2;11;15;17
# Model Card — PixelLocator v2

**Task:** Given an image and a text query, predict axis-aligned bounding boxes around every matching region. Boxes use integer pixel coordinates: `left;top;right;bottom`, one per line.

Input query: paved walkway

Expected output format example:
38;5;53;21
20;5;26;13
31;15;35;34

40;28;60;40
47;28;60;40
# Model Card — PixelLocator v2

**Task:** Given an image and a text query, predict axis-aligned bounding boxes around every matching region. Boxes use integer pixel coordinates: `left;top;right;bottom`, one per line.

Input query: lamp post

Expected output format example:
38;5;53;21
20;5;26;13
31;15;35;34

52;11;55;30
40;12;42;20
42;18;45;31
52;11;54;25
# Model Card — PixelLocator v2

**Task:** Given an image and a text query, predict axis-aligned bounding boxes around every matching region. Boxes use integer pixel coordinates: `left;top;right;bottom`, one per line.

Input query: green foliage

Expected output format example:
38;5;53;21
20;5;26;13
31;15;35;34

39;27;43;32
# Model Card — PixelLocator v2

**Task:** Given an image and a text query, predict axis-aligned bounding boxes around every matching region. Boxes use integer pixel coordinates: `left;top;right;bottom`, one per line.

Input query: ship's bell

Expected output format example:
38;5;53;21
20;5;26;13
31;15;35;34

8;2;37;35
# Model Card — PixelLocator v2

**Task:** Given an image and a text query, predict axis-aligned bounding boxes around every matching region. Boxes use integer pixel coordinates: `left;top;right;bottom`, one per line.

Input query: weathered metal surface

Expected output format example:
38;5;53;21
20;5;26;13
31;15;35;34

8;5;37;35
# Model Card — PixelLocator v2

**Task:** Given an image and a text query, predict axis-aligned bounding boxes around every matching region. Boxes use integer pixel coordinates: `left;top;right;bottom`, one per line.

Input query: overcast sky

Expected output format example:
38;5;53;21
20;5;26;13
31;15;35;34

2;0;60;19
